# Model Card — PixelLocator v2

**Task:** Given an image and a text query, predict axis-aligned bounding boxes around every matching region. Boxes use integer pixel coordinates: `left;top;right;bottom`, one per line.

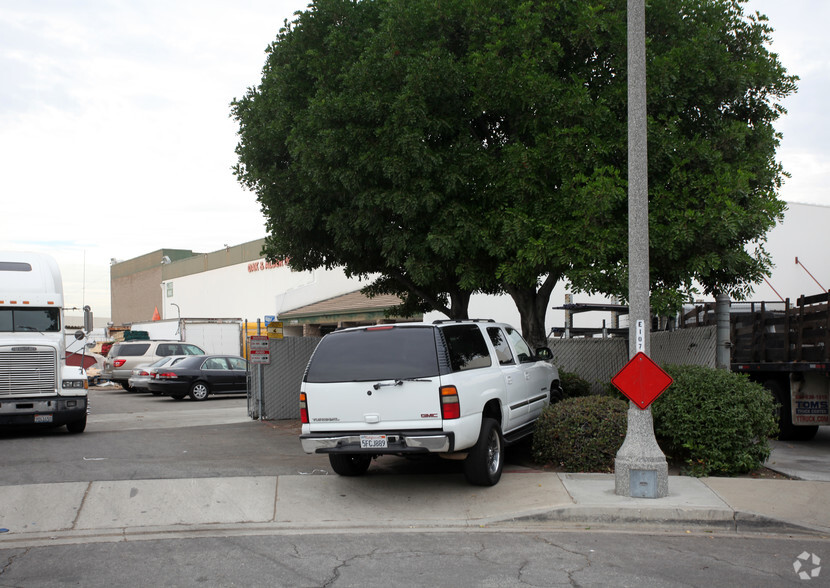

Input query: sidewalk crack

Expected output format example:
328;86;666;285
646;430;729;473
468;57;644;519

70;481;93;530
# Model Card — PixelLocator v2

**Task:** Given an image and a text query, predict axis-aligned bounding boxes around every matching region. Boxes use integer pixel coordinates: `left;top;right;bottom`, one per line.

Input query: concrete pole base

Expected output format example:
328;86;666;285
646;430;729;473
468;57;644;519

614;404;669;498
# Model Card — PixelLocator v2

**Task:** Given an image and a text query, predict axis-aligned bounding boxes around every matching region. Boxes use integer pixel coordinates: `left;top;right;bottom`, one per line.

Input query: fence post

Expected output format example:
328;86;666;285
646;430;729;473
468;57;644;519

257;319;264;419
716;293;731;369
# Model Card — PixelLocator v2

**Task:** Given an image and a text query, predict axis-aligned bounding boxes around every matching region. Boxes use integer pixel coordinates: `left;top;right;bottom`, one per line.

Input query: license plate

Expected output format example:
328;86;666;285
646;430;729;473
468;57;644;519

34;414;53;423
360;434;388;449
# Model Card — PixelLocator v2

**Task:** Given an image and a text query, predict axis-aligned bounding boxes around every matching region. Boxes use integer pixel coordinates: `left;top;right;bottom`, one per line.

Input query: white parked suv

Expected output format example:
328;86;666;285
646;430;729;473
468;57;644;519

299;320;560;486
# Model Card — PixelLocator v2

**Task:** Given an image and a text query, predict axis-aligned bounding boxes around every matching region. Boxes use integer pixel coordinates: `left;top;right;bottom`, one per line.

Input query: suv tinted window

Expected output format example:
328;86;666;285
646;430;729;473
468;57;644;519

306;326;439;383
487;327;515;365
442;324;492;372
505;327;533;363
114;343;151;356
156;343;178;356
181;344;204;355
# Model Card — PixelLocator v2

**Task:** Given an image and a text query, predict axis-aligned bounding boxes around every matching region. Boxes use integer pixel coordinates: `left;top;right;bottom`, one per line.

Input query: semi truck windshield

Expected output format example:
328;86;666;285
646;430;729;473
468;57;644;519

0;308;60;332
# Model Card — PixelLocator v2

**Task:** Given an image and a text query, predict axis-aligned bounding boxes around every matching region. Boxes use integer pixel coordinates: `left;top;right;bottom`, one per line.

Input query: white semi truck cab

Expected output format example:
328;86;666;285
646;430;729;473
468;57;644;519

0;252;90;433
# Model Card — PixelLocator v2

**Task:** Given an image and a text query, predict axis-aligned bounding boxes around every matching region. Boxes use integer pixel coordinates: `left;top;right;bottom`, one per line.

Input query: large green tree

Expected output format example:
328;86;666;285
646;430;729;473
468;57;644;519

233;0;795;348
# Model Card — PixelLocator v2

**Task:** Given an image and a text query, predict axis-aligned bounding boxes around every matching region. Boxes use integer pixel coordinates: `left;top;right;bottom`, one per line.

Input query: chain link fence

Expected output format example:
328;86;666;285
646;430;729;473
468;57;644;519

248;326;718;419
248;337;321;420
548;326;717;394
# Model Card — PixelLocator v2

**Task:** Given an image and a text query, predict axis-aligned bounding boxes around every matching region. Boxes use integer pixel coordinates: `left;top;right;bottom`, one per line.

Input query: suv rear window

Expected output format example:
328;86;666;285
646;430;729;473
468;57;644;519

110;343;151;356
305;326;439;383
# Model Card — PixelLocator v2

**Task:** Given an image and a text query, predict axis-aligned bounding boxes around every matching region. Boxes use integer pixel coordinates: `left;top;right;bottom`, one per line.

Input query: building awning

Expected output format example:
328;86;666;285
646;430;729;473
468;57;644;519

278;290;419;326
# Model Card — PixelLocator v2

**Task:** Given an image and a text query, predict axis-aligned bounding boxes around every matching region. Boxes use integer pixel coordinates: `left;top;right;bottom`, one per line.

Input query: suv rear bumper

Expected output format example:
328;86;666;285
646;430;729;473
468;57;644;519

301;431;453;454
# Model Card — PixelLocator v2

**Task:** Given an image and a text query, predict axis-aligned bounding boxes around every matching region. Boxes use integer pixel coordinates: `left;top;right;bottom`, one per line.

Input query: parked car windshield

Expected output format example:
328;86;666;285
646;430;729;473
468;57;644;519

305;326;439;383
174;356;209;369
150;356;184;368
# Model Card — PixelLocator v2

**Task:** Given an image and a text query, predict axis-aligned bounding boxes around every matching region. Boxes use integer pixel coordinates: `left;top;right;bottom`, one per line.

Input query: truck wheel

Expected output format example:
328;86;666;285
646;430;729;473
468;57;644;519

550;380;564;404
189;382;210;401
464;418;504;486
329;454;372;476
765;380;819;441
66;415;87;434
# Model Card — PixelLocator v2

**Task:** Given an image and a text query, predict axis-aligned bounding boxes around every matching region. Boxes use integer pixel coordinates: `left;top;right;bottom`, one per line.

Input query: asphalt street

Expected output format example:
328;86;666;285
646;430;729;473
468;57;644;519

0;529;820;587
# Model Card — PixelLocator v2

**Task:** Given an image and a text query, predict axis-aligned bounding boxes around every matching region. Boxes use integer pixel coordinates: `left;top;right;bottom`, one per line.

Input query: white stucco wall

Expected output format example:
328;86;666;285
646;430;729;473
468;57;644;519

160;259;372;323
749;202;830;303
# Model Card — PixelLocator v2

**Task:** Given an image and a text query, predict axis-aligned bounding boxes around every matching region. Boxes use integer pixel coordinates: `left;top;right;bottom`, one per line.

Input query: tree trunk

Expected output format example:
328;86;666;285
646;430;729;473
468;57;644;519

448;289;471;320
506;274;558;350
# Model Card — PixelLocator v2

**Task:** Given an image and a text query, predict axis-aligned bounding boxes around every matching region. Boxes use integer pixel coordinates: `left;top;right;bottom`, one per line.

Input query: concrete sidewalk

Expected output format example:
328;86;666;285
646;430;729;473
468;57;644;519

1;472;828;548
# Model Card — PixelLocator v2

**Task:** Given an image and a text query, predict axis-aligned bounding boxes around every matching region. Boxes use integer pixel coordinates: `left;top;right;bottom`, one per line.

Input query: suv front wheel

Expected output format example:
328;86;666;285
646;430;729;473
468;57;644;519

464;418;504;486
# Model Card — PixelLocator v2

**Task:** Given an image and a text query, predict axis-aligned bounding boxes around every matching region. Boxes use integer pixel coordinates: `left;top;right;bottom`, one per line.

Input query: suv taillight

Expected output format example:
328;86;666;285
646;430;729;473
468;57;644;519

114;359;126;368
300;392;309;424
440;386;460;419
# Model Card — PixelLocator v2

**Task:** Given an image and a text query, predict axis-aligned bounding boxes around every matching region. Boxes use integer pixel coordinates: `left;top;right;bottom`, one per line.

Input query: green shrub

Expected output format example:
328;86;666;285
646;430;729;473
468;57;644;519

558;370;592;400
532;396;628;472
601;379;627;401
652;365;777;477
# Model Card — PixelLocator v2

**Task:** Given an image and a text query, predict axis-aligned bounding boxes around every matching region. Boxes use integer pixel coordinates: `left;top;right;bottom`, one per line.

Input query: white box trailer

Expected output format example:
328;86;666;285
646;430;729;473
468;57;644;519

127;318;243;356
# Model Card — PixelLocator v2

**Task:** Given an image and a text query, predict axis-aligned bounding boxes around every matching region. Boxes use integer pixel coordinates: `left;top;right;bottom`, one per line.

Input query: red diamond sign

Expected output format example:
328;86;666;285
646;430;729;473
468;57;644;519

611;352;673;410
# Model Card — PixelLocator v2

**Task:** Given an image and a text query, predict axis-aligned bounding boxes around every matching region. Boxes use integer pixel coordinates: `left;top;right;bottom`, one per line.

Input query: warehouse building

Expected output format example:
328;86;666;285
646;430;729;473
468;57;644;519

109;238;422;336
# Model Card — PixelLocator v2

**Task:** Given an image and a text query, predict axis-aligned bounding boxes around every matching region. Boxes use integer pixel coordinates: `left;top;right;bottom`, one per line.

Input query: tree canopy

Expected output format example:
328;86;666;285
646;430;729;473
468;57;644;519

232;0;796;348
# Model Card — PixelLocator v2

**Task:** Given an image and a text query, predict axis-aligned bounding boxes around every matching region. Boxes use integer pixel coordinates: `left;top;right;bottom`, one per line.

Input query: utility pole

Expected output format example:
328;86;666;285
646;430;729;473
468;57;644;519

614;0;669;498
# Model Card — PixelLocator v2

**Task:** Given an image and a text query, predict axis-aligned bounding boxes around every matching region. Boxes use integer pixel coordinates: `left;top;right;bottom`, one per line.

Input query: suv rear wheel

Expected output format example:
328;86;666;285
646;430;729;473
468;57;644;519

464;418;504;486
329;454;372;476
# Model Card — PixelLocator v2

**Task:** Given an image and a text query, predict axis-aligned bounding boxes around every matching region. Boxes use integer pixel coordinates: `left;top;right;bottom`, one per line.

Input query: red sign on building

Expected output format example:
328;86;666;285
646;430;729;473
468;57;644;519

611;352;673;410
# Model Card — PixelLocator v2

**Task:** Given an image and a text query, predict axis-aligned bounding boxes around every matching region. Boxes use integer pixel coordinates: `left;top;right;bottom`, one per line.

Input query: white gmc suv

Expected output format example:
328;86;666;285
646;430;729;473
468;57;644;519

299;320;560;486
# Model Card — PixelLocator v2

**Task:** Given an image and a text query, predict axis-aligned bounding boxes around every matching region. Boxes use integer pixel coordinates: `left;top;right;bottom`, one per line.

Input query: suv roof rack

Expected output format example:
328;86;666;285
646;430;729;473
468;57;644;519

432;319;496;325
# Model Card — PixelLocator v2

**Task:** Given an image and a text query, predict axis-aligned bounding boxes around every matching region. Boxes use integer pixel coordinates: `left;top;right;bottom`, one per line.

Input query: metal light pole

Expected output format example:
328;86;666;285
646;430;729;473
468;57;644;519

614;0;668;498
170;303;182;341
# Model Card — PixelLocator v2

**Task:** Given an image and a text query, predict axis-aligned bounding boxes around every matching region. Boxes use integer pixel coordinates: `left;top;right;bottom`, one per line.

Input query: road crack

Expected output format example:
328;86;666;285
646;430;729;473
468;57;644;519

0;547;31;579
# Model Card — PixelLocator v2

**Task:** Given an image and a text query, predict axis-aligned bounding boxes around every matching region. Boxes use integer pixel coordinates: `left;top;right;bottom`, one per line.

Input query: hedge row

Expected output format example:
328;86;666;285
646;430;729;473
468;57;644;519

532;365;777;476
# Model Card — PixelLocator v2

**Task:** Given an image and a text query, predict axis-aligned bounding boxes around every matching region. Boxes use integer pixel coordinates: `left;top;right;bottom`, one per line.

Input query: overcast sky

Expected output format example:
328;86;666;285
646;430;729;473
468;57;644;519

1;0;827;319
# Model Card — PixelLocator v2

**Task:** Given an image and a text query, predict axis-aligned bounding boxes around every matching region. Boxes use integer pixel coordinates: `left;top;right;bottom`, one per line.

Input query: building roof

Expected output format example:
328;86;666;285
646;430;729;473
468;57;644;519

279;290;416;325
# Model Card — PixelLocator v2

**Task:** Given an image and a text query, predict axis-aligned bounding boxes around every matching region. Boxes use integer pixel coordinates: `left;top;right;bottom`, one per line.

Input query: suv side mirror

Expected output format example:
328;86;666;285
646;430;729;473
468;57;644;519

535;347;553;361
